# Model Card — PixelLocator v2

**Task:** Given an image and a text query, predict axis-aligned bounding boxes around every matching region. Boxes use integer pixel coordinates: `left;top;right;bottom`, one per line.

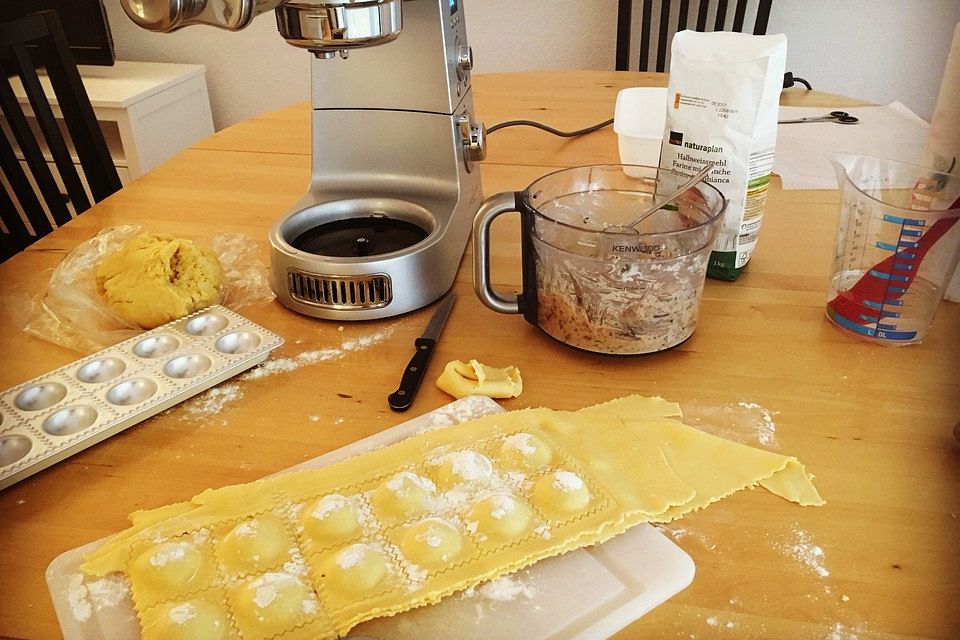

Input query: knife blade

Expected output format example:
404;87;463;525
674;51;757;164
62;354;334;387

387;291;457;412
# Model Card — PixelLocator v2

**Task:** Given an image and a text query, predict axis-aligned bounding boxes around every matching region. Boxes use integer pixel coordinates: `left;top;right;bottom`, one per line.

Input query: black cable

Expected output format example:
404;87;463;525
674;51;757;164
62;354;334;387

487;117;615;137
783;71;813;90
492;75;815;139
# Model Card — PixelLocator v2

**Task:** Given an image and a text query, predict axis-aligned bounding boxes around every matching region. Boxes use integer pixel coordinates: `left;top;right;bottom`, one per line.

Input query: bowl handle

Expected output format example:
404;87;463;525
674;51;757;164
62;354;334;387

473;191;522;314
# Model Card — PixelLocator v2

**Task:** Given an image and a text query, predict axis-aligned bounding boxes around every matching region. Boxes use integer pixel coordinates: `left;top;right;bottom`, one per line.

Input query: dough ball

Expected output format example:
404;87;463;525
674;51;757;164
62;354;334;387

533;470;591;514
141;599;230;640
398;518;464;568
320;543;388;594
96;232;222;329
372;472;436;521
217;515;291;575
468;493;533;540
302;494;361;543
132;541;205;593
230;572;317;638
436;450;493;489
499;432;553;470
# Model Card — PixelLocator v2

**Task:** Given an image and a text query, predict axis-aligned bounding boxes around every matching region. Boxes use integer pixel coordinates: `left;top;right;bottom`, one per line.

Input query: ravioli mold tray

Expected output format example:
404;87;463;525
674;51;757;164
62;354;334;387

0;305;284;490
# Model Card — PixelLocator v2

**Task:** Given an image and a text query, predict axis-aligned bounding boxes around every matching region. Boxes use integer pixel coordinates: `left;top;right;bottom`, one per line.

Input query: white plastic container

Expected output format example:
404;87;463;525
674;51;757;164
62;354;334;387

614;87;668;176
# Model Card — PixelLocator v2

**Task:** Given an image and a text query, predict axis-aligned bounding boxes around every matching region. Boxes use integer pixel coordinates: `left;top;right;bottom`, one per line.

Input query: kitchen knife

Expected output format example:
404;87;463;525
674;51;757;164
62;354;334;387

388;292;456;412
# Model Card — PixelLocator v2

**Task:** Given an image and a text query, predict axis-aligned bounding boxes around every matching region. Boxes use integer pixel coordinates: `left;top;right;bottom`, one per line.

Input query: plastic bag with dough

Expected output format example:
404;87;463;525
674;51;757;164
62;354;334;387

436;359;522;399
96;232;222;329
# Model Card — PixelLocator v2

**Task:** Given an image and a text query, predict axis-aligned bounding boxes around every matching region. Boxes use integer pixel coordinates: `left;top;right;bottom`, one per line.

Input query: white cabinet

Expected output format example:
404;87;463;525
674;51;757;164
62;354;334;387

10;60;215;186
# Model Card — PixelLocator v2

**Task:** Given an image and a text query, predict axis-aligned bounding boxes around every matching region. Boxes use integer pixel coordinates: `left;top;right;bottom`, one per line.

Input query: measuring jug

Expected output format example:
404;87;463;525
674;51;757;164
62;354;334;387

473;165;726;354
827;154;960;344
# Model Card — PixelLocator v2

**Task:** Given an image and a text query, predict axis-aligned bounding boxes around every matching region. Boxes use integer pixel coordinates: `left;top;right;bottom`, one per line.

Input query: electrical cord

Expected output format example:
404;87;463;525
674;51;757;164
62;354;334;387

783;71;812;90
489;72;816;139
487;117;614;137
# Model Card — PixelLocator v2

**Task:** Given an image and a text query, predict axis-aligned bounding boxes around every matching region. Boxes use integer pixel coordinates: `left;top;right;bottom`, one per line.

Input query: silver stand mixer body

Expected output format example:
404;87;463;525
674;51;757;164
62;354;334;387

117;0;484;321
269;0;484;320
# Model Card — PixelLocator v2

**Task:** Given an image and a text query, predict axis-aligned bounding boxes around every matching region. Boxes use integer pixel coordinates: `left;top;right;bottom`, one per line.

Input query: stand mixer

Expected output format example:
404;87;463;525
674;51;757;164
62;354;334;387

121;0;486;319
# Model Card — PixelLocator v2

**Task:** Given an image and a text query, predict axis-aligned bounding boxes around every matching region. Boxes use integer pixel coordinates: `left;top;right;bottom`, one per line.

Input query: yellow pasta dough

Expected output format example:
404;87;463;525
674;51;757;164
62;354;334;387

216;515;292;576
468;493;533;540
129;541;217;609
436;359;523;399
371;471;436;522
96;232;222;329
319;544;389;594
228;572;319;639
301;494;361;544
435;450;493;489
533;470;592;515
498;432;553;470
135;542;203;590
140;597;234;640
397;518;465;568
81;395;824;639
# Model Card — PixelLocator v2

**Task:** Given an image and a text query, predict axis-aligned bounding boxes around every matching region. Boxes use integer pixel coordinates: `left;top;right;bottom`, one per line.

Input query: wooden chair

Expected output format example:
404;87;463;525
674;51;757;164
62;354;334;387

615;0;774;72
0;10;121;262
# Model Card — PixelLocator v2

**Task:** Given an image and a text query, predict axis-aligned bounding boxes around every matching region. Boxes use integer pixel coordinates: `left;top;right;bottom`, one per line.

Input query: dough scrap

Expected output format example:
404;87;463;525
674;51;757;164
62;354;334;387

436;359;522;399
96;232;222;329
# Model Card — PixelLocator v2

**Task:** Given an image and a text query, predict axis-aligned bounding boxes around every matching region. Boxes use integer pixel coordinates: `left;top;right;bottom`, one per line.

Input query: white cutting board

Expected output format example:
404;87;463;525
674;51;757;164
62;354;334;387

47;396;695;640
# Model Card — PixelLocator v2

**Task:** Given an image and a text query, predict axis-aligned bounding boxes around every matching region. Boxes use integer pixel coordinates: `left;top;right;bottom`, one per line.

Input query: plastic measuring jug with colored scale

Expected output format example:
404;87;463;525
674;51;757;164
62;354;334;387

826;155;960;345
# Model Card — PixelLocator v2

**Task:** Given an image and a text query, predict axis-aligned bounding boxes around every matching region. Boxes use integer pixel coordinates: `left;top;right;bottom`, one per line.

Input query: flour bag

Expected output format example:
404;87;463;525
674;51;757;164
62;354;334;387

661;31;787;280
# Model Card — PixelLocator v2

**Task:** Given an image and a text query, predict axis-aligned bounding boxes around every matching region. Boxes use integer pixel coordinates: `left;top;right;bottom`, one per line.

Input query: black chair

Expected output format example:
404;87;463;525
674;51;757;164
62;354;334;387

615;0;773;72
0;10;121;262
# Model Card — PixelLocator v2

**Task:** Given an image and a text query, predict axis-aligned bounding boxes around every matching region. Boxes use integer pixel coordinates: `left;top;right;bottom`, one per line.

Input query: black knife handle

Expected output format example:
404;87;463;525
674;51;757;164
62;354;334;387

388;337;436;412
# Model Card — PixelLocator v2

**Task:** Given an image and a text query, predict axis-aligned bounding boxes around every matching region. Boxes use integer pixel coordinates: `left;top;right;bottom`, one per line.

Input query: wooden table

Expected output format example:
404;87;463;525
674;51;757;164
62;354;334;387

1;71;958;639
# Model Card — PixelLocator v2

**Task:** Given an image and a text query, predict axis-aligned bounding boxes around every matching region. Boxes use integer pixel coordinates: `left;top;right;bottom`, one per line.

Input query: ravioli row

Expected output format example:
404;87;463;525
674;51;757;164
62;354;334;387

81;395;824;640
87;422;624;639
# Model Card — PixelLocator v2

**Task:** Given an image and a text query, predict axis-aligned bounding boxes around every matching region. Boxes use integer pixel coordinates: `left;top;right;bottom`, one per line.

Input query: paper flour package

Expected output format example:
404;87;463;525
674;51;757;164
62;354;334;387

661;30;787;281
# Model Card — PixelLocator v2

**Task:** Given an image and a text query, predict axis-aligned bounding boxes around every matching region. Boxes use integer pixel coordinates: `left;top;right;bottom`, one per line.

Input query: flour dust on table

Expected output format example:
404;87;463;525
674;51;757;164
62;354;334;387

658;517;873;639
240;322;400;382
681;399;780;449
176;384;244;424
170;322;402;427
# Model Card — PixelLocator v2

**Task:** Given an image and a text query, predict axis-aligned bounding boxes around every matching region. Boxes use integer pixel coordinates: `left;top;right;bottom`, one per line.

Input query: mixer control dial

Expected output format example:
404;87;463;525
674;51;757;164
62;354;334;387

457;114;486;173
456;45;474;80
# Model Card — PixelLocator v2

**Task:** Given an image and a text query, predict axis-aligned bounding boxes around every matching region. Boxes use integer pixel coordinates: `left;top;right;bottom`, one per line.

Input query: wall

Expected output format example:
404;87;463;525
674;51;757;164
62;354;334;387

104;0;959;129
768;0;959;120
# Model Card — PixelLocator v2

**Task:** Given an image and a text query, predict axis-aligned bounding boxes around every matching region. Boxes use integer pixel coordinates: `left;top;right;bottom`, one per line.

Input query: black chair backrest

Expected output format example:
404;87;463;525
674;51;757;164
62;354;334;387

0;10;121;262
616;0;773;72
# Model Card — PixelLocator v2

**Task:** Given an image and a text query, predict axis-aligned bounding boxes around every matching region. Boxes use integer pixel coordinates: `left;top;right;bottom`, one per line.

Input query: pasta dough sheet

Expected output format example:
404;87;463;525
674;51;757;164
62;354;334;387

81;395;822;639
